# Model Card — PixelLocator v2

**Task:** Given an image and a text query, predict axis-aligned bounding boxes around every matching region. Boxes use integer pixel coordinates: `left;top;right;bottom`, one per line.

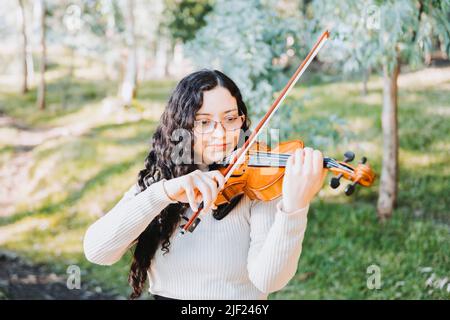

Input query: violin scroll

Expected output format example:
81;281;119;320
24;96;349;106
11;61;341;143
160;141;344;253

328;150;376;196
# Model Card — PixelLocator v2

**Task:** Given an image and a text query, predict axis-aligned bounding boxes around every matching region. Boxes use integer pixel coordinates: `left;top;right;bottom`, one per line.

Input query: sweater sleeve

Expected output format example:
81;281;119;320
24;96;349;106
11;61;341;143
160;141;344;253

83;179;177;266
247;197;309;294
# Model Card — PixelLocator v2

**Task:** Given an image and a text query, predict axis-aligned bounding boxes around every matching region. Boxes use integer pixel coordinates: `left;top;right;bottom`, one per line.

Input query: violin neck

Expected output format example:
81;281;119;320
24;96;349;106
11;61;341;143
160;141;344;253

248;152;353;172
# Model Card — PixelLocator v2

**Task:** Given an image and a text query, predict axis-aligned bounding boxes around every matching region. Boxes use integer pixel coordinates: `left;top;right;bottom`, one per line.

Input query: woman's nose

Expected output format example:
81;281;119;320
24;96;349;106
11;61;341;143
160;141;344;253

211;121;226;138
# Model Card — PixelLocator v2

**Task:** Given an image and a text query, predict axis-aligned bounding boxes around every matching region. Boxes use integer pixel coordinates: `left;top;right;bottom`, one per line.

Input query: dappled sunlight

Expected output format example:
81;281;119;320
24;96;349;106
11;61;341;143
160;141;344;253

355;92;382;106
344;141;381;159
425;105;450;117
343;117;374;134
0;216;57;246
359;67;450;92
1;63;449;299
36;229;85;256
400;149;448;170
398;67;450;90
72;161;143;219
302;84;355;107
430;141;450;153
140;101;167;120
317;185;357;203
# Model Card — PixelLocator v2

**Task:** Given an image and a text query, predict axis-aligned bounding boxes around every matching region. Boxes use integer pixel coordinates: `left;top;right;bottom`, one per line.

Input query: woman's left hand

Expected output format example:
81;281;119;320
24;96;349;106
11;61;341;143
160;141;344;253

282;147;328;213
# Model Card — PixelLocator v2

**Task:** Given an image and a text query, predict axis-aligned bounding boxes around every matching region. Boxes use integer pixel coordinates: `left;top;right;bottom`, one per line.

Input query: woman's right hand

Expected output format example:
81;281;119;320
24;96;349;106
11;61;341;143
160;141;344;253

162;170;225;214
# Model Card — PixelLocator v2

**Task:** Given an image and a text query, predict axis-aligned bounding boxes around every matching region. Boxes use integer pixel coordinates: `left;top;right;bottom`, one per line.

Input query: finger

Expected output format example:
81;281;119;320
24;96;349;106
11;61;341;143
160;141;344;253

294;148;304;173
206;171;223;210
184;177;198;212
208;170;226;189
198;173;219;205
193;175;211;213
285;153;295;174
303;147;313;174
313;150;323;175
320;167;328;185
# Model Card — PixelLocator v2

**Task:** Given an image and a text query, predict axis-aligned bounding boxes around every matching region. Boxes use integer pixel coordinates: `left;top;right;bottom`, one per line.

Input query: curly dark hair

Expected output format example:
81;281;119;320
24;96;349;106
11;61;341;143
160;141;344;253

128;69;251;299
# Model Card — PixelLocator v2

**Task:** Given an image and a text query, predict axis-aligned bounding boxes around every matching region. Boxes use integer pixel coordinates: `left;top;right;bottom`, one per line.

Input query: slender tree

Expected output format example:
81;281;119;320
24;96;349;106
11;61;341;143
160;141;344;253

18;0;28;93
311;0;450;220
120;0;138;106
37;0;47;110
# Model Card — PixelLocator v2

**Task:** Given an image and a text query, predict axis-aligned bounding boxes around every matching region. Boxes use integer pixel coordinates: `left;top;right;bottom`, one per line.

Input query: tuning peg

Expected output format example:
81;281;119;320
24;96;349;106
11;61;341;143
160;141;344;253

344;151;355;163
330;173;343;189
344;181;357;196
360;156;367;164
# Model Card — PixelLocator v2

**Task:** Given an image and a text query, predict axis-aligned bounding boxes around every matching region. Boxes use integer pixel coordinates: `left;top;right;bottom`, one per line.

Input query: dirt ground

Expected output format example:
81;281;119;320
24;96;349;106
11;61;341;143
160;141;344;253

0;250;125;300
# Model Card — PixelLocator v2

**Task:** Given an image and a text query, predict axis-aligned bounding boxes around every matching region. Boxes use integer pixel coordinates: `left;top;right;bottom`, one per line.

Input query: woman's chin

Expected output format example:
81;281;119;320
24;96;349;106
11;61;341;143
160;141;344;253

204;151;226;164
201;144;236;165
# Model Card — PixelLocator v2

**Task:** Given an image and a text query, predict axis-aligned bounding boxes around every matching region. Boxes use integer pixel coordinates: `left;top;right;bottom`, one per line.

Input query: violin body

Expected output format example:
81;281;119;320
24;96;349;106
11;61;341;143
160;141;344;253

215;140;304;205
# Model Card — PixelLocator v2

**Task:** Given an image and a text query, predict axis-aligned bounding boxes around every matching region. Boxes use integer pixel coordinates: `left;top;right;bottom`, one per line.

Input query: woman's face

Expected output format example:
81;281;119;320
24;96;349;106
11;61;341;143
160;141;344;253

192;86;244;165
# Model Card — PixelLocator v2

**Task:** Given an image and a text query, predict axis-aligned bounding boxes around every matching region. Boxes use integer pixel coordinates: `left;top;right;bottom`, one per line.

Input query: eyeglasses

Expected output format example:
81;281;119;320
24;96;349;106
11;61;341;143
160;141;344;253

194;115;245;134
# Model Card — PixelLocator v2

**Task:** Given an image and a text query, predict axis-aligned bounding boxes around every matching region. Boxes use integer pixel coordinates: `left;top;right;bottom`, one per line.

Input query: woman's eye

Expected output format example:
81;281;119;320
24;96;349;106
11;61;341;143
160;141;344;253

199;120;211;125
225;116;238;122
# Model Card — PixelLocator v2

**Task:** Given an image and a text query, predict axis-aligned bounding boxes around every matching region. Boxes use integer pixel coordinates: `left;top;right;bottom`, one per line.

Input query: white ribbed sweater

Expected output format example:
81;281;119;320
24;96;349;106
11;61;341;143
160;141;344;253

83;173;310;300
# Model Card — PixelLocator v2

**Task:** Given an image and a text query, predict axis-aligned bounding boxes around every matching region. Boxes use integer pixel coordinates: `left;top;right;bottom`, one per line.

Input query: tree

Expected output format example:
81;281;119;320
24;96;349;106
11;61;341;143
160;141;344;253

159;0;214;78
309;0;380;95
119;0;138;106
377;0;449;220
17;0;29;93
311;0;450;220
37;0;47;110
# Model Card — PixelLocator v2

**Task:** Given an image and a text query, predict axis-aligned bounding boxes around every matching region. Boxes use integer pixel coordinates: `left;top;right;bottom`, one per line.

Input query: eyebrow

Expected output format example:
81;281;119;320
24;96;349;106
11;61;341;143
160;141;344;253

196;108;238;116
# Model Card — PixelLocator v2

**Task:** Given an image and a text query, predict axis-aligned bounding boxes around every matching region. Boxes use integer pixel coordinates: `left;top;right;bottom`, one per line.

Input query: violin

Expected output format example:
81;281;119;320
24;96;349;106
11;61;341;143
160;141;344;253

182;140;376;232
214;140;375;205
179;30;377;235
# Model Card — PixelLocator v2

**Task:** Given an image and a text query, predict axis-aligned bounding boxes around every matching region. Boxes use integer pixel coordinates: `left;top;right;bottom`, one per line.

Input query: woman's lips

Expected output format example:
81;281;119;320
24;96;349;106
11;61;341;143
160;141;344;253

208;143;230;148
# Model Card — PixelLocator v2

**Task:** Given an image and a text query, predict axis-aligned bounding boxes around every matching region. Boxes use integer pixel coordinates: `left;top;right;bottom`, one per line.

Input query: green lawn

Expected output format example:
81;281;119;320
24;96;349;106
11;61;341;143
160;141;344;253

0;66;448;299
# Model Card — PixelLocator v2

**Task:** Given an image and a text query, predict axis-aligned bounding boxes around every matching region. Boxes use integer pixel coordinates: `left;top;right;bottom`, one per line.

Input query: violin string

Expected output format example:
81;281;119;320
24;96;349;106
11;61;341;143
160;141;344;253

248;152;353;173
249;151;340;163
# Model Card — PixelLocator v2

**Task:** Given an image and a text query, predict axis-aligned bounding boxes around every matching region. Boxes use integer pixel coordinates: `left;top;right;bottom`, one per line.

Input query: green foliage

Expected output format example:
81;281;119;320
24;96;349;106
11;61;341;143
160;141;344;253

160;0;214;42
310;0;381;75
311;0;450;74
184;0;308;123
81;0;125;36
183;0;351;143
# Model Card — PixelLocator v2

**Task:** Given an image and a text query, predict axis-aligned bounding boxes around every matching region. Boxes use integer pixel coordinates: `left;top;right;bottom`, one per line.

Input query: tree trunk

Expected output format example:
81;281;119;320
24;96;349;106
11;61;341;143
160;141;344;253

362;66;371;96
377;59;400;221
37;0;46;110
120;0;138;106
18;0;28;93
164;40;174;77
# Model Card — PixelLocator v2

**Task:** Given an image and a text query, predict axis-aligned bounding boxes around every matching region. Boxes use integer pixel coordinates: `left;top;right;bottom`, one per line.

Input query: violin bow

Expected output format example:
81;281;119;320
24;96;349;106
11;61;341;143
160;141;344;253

179;30;330;235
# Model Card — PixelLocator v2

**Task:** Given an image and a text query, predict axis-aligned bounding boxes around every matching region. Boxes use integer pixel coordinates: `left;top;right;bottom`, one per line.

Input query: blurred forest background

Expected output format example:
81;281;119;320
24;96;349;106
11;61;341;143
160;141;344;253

0;0;449;299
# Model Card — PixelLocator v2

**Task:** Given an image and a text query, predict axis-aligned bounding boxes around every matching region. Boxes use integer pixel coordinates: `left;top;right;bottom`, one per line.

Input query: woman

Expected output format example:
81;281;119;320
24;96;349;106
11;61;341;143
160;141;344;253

83;69;327;300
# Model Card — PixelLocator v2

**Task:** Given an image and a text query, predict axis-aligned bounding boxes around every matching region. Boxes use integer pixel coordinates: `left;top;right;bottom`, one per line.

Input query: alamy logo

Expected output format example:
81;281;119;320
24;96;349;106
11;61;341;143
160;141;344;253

67;265;81;290
367;264;381;289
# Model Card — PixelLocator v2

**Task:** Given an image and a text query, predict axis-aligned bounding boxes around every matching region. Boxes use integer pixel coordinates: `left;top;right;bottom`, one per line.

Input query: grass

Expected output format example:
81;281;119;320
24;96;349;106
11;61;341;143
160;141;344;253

0;65;448;299
271;202;449;299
